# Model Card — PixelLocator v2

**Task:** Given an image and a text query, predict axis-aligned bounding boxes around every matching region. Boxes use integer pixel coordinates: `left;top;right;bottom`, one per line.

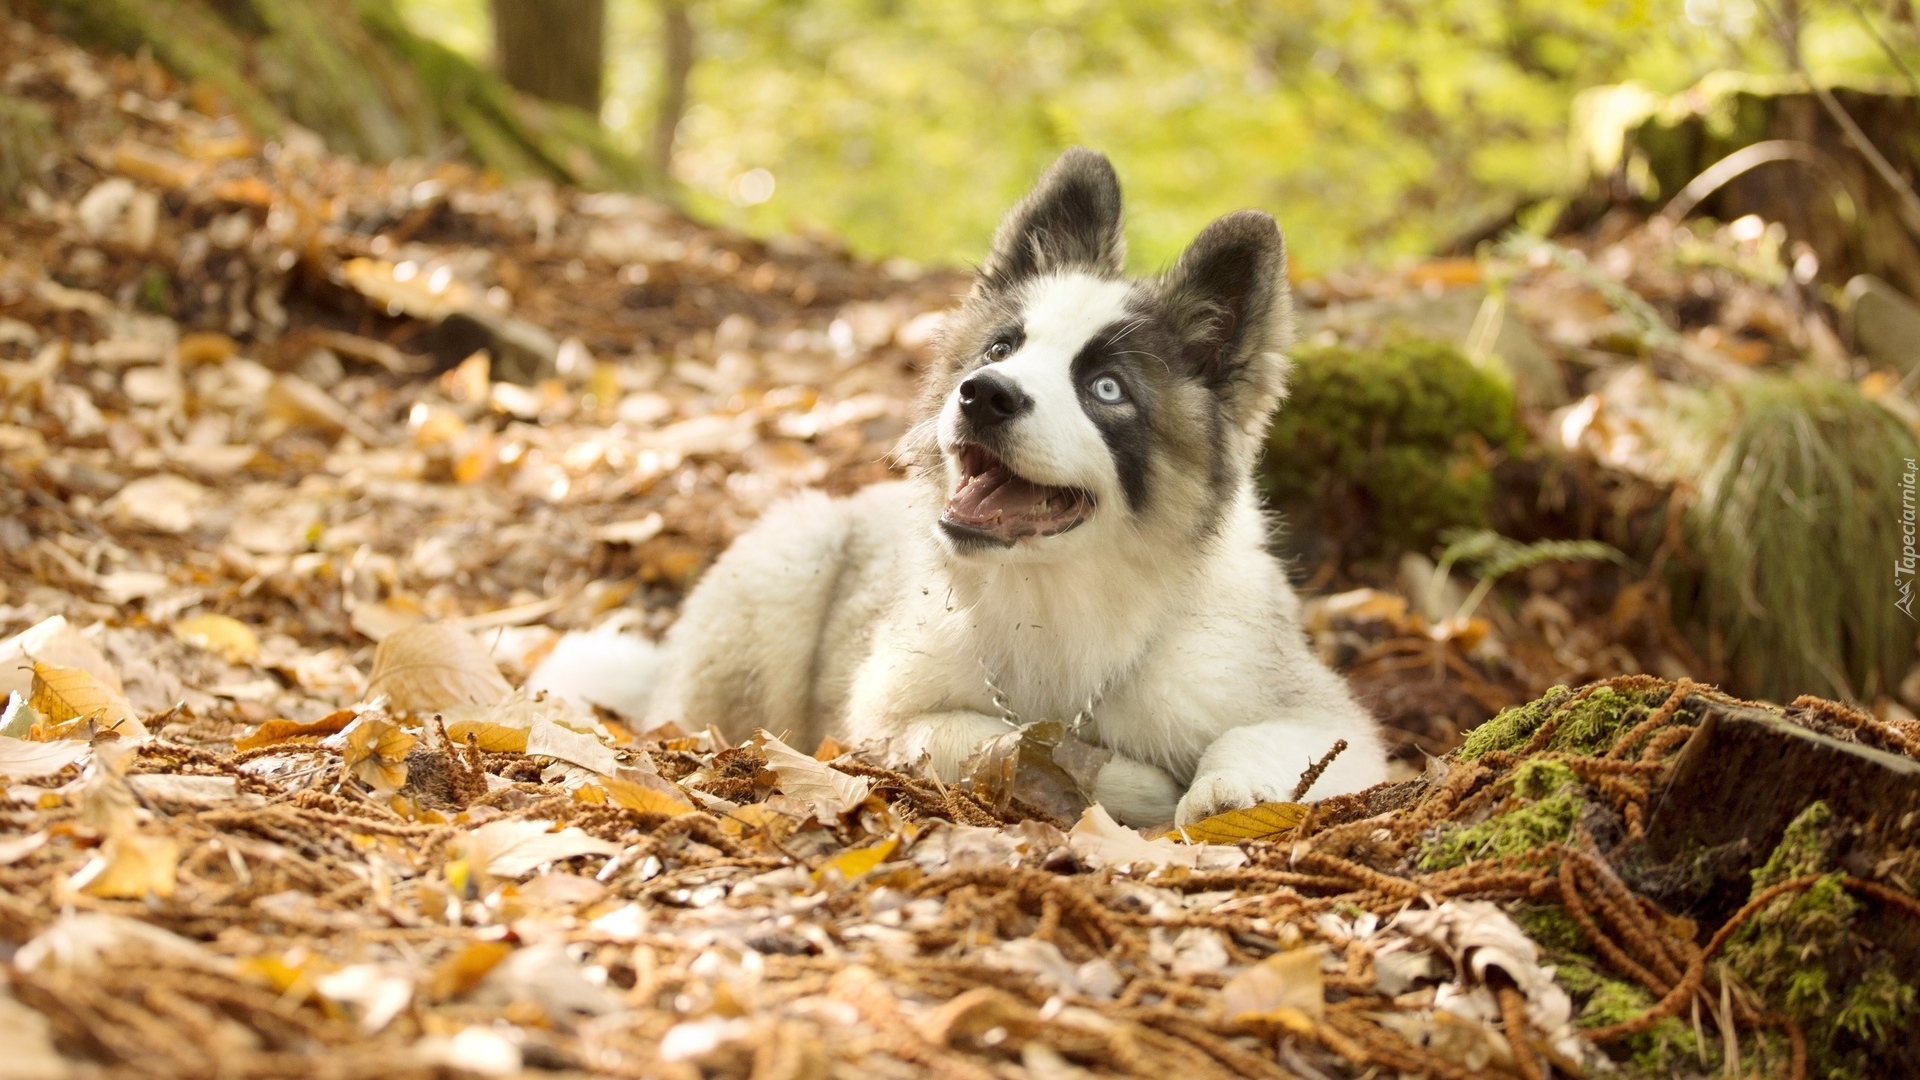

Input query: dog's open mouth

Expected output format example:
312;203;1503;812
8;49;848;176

940;444;1094;545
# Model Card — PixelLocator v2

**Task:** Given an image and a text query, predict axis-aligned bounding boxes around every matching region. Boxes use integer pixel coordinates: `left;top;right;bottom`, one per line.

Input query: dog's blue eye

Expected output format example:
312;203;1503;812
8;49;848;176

1090;375;1125;403
987;341;1013;361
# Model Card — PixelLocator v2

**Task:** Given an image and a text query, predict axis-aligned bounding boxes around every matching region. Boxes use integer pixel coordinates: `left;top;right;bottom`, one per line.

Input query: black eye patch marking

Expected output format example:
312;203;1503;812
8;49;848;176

1070;327;1153;512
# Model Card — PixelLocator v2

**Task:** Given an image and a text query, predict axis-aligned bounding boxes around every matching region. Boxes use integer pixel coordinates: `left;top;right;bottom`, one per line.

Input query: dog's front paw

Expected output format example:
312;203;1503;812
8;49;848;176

1175;769;1281;827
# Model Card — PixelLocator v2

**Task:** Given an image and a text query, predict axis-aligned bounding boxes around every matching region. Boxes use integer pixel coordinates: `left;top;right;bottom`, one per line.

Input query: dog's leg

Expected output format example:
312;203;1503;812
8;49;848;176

888;711;1023;781
896;712;1181;827
1175;717;1389;825
1090;756;1183;827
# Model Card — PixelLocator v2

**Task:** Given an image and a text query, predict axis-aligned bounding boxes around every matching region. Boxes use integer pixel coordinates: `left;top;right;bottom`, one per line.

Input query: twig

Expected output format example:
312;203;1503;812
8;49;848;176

1291;739;1348;801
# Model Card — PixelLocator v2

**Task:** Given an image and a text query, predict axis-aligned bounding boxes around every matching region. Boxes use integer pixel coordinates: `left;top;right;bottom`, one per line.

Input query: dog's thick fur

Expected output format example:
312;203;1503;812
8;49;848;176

647;149;1388;825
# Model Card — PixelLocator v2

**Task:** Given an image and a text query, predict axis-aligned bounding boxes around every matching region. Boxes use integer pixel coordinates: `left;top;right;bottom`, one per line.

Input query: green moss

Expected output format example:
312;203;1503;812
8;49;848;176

1581;975;1705;1076
1262;337;1522;556
1832;960;1919;1048
1722;801;1920;1079
1753;801;1836;887
1456;686;1570;759
1416;760;1582;871
1456;685;1675;761
1511;903;1587;955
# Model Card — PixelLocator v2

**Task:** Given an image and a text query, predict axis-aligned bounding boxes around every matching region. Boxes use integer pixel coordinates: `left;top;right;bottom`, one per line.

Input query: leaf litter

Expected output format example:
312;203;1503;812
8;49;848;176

1;11;1918;1080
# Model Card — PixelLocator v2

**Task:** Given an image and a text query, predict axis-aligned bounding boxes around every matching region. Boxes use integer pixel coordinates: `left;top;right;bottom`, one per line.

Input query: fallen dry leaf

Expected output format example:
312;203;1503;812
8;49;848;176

444;719;530;752
336;714;417;794
814;836;899;885
68;831;181;900
172;613;261;664
456;819;620;880
0;737;89;780
1067;804;1248;871
27;661;141;735
747;729;871;819
598;768;697;815
429;941;515;1000
525;715;620;775
1220;946;1326;1026
234;708;357;751
1177;800;1310;845
366;623;513;711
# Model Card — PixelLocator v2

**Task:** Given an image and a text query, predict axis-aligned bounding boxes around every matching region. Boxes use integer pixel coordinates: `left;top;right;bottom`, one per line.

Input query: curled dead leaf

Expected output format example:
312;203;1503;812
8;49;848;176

337;714;417;794
234;708;357;751
366;624;513;712
745;729;870;819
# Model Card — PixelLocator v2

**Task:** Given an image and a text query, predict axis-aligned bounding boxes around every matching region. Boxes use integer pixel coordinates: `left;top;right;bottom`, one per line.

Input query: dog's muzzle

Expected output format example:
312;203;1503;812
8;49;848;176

940;442;1094;547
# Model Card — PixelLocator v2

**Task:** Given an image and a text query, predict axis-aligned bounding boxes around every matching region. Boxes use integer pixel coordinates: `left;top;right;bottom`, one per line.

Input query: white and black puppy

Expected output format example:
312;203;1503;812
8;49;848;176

646;148;1388;825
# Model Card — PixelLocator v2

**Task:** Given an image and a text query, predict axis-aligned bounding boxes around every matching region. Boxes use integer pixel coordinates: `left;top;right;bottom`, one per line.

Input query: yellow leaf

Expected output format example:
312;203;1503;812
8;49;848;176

340;258;475;321
813;837;899;886
1178;801;1310;845
69;831;180;899
1221;946;1326;1024
27;661;140;735
238;952;336;1000
429;941;514;1000
571;785;608;805
341;716;417;795
445;720;529;753
365;623;512;712
813;736;849;761
235;708;356;751
720;802;798;840
599;770;697;816
172;613;260;664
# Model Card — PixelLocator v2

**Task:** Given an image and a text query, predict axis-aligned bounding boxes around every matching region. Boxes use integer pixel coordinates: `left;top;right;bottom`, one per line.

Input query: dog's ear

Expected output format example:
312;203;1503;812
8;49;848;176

979;147;1125;291
1161;210;1292;391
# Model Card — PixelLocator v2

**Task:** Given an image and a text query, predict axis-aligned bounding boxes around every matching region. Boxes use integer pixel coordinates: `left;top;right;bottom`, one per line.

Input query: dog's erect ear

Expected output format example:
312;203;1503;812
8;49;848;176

979;148;1125;291
1161;209;1291;389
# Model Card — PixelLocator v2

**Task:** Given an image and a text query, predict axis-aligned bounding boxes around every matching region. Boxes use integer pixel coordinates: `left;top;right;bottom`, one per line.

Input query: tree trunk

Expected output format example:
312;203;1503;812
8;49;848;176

490;0;604;115
652;0;693;178
37;0;646;190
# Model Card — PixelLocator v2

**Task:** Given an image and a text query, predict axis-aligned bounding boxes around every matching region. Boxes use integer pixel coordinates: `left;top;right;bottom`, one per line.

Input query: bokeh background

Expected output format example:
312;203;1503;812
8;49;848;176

391;0;1914;272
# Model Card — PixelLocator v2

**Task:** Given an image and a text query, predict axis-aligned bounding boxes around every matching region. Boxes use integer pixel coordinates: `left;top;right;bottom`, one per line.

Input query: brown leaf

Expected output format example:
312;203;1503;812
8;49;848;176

1220;946;1325;1026
366;623;512;712
745;730;870;819
28;661;141;737
598;768;696;816
429;941;514;1000
68;831;181;900
340;715;417;794
1177;801;1311;845
235;708;356;751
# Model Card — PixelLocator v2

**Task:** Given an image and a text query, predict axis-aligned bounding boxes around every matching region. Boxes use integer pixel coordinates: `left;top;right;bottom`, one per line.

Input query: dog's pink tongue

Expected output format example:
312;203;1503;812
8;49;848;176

947;465;1038;523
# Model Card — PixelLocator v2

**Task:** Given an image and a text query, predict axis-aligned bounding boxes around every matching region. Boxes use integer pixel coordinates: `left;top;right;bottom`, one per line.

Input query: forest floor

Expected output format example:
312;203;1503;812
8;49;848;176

4;14;1920;1080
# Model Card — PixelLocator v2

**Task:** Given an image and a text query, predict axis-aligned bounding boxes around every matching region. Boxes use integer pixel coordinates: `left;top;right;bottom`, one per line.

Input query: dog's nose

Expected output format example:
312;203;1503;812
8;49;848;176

957;371;1032;427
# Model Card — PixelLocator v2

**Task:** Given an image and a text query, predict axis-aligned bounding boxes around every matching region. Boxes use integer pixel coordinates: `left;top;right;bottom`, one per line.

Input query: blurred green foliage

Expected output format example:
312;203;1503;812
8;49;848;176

398;0;1917;272
1261;338;1522;556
